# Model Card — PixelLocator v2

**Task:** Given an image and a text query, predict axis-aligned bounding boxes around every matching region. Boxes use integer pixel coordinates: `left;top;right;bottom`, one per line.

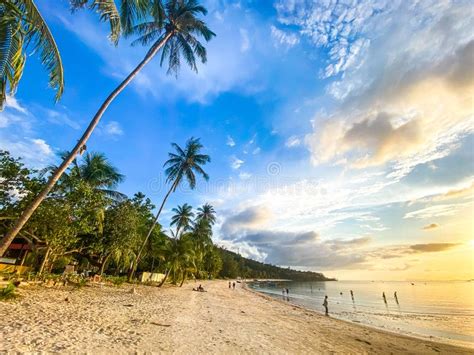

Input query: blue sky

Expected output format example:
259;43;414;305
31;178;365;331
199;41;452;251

1;0;473;280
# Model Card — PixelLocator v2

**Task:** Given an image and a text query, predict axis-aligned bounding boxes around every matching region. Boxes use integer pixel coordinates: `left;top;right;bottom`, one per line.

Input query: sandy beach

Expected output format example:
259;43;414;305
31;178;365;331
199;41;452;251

0;280;472;354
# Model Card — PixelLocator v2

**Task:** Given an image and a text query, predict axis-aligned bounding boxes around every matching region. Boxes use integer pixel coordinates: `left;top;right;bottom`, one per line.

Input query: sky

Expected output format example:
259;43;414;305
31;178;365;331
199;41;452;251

1;0;473;280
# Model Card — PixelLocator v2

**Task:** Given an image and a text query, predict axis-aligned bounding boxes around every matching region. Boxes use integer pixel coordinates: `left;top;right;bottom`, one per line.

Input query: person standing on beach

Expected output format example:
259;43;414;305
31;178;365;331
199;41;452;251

350;290;354;302
394;291;399;304
323;296;329;316
232;282;236;289
382;292;387;304
229;281;231;289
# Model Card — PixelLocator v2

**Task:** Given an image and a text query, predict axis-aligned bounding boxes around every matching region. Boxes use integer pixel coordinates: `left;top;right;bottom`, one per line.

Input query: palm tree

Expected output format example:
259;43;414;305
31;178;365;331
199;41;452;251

170;203;194;237
196;203;216;225
0;0;64;109
131;137;210;279
43;151;125;200
157;233;195;287
191;217;212;277
0;0;215;257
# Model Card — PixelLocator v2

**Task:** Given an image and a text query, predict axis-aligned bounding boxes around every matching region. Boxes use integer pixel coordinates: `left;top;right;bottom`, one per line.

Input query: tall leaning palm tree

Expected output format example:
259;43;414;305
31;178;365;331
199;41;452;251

0;0;64;109
0;0;215;256
170;203;194;237
131;137;210;279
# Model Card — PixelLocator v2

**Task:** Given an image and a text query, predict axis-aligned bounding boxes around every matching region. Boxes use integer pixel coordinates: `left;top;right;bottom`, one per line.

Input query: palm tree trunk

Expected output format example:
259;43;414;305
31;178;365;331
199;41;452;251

179;270;186;287
129;178;179;280
157;269;169;287
38;247;51;275
0;32;174;257
99;253;111;275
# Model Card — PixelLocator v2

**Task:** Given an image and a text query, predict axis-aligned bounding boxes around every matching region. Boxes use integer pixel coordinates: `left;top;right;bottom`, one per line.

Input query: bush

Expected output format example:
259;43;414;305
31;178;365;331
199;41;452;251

105;275;126;287
0;283;18;301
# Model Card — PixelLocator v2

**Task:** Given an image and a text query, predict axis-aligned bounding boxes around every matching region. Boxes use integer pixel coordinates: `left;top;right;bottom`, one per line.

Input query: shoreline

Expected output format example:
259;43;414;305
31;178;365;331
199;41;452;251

1;280;472;353
242;282;473;350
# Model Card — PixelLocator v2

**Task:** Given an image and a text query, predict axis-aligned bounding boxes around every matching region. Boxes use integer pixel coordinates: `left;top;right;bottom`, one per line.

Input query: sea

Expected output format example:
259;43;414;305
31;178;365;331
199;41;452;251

248;280;474;348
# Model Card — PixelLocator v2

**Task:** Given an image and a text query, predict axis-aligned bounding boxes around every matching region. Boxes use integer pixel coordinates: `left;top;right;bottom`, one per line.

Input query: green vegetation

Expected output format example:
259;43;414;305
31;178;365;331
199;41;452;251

0;282;18;300
0;147;332;284
218;248;335;281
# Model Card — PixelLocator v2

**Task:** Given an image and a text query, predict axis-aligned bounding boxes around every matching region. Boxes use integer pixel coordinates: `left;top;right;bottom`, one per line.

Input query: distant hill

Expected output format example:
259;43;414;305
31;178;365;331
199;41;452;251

217;248;335;281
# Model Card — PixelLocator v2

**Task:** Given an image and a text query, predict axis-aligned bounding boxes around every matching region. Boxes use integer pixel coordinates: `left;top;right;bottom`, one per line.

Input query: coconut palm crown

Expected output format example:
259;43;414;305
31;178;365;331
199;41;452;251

170;203;194;236
164;137;210;191
196;203;216;225
131;0;216;75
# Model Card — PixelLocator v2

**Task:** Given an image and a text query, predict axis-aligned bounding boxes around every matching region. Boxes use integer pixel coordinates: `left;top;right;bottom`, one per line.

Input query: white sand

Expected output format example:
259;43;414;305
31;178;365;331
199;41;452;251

1;280;472;354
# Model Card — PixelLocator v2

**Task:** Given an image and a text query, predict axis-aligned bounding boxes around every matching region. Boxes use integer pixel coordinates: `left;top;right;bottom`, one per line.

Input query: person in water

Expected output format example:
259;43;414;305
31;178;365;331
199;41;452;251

350;290;354;301
286;288;289;296
323;295;329;316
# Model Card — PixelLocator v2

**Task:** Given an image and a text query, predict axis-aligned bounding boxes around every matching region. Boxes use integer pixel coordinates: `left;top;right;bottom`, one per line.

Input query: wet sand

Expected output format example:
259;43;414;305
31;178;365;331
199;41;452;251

0;280;472;353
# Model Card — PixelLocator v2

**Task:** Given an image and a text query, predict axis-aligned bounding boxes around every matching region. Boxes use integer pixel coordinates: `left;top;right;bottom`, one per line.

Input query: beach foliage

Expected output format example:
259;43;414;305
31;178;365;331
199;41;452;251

0;282;18;300
0;146;330;284
0;147;221;283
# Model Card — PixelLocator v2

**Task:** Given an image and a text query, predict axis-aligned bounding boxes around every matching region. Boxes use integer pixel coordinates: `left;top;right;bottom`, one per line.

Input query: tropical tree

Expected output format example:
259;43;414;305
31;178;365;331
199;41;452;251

45;152;126;201
0;0;215;257
159;233;195;286
191;217;212;278
170;203;194;237
204;246;222;278
0;0;64;109
196;203;216;225
131;137;210;278
97;199;141;275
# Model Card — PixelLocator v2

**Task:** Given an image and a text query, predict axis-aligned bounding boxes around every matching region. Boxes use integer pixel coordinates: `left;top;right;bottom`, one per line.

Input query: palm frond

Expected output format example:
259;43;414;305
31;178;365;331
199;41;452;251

120;0;150;36
177;33;196;71
23;0;64;101
70;0;121;44
93;0;121;44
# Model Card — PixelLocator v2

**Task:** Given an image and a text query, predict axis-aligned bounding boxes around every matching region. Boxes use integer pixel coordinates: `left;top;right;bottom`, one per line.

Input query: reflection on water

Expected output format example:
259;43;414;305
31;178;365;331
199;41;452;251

248;280;474;348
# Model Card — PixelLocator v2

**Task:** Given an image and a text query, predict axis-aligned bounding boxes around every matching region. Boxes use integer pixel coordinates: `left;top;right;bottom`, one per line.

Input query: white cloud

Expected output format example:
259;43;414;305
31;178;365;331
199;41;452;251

230;156;244;170
239;172;252;180
274;0;388;77
270;25;299;48
404;203;471;219
31;138;53;156
45;108;80;130
303;1;474;183
0;111;23;129
252;147;261;155
226;135;236;147
103;121;124;136
285;135;301;148
5;95;28;114
0;137;55;168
